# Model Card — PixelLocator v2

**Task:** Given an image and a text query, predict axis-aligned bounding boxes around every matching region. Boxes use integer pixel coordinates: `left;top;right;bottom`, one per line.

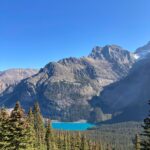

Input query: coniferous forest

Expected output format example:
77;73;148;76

0;100;150;150
0;101;102;150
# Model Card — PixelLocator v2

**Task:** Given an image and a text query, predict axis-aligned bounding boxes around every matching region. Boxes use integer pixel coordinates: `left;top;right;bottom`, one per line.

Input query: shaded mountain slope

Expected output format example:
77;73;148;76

0;45;135;121
92;55;150;123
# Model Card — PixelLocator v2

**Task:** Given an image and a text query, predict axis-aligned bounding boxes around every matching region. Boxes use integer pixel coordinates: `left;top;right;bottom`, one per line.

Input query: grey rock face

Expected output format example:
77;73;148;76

0;69;38;95
136;41;150;53
90;45;133;64
92;54;150;123
0;45;135;121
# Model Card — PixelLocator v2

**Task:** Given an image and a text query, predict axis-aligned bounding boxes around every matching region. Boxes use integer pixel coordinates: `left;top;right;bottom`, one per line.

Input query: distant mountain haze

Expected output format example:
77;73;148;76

0;69;38;95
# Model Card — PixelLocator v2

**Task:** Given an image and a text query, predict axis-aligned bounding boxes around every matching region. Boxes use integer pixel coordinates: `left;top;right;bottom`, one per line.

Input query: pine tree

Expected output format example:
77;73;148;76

135;134;141;150
45;119;56;150
27;107;34;125
7;101;33;150
70;133;76;150
141;100;150;149
66;131;71;150
57;131;64;149
0;107;10;149
87;139;92;150
80;135;88;150
106;144;112;150
62;133;68;150
26;108;36;150
33;102;46;150
0;102;111;150
75;132;81;150
92;143;96;150
98;141;102;150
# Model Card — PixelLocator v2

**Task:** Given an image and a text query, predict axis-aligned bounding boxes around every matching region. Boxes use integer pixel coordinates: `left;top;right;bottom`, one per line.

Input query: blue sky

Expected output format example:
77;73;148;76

0;0;150;70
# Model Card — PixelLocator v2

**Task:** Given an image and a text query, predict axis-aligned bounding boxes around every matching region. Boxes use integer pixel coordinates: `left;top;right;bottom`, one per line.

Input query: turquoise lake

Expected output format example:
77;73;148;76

52;122;95;131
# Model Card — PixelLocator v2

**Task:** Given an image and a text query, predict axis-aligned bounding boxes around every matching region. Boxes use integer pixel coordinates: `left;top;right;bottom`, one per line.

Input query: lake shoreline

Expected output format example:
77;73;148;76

51;119;88;123
51;121;95;131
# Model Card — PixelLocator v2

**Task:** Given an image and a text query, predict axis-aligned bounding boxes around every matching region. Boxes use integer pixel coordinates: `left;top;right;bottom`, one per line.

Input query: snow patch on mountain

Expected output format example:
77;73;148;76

134;41;150;60
133;54;140;60
134;49;150;60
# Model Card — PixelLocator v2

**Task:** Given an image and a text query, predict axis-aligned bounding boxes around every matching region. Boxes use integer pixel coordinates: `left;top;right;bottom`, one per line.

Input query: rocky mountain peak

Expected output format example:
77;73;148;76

41;62;57;73
58;57;82;65
136;41;150;53
89;45;135;65
134;41;150;59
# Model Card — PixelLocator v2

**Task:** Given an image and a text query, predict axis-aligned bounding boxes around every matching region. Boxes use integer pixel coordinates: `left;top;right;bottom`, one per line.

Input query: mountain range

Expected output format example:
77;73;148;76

0;69;38;95
0;41;150;123
94;41;150;123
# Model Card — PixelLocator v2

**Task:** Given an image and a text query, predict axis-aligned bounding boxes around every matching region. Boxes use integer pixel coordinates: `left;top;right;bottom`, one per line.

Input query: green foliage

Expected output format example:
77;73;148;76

7;102;33;150
33;102;46;150
135;134;141;150
80;135;88;150
86;121;142;150
0;107;10;149
75;132;81;150
26;108;36;150
3;100;150;150
140;100;150;149
0;101;103;150
45;119;57;150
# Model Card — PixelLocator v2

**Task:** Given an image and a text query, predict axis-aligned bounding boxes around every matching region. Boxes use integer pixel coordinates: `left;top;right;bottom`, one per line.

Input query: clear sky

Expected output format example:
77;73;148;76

0;0;150;70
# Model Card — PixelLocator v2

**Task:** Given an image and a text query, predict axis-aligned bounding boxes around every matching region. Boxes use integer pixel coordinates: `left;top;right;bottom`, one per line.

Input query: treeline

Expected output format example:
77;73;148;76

86;122;142;150
0;101;103;150
134;100;150;150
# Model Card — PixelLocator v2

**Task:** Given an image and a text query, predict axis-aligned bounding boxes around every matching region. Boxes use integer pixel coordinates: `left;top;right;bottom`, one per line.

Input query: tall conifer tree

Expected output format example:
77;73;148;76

26;107;36;150
7;101;33;150
80;135;88;150
45;119;57;150
0;107;10;149
33;102;46;150
141;100;150;149
135;134;141;150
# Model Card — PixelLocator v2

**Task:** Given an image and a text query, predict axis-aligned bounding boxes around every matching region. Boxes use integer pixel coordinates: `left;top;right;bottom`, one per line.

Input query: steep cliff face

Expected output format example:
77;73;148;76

0;45;135;121
0;69;38;95
91;50;150;123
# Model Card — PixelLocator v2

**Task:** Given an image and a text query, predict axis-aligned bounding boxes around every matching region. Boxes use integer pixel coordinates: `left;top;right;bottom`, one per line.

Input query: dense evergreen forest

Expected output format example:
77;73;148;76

0;102;102;150
86;122;142;150
0;101;150;150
